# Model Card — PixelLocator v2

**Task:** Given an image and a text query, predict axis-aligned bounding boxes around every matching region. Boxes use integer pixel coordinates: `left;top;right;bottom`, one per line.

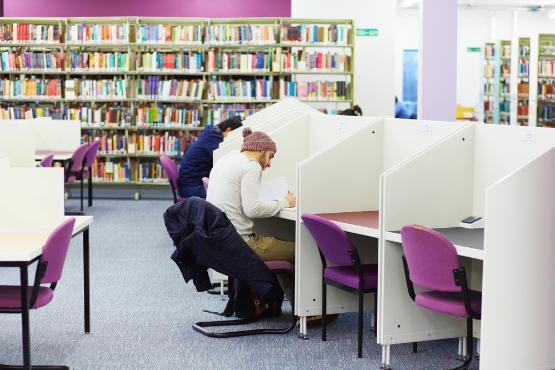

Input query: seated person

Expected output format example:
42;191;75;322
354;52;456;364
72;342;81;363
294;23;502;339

395;97;412;119
207;128;296;302
339;104;363;116
177;116;243;199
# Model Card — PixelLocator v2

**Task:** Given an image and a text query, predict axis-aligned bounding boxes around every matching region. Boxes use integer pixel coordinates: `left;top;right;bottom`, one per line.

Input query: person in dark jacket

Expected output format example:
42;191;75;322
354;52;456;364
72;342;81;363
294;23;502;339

177;116;243;199
339;104;363;116
163;196;284;306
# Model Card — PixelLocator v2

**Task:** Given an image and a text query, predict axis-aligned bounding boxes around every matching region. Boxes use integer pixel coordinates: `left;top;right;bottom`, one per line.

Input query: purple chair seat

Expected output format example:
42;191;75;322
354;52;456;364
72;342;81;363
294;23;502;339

416;290;482;318
324;264;378;290
0;286;53;309
265;260;294;272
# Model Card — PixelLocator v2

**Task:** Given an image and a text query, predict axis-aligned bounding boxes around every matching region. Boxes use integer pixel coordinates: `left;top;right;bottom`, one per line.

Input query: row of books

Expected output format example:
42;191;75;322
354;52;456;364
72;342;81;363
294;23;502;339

0;50;63;71
519;60;530;77
136;104;201;126
65;79;128;99
537;101;555;125
207;79;275;100
92;160;131;182
538;80;555;97
134;78;204;100
0;78;62;98
539;60;555;77
136;24;202;44
65;51;129;71
540;45;555;56
518;82;529;94
0;104;61;119
276;49;348;72
206;51;271;72
501;45;511;59
517;102;529;116
138;162;164;183
204;25;276;45
281;24;350;45
205;103;264;125
135;133;188;155
499;81;510;95
485;44;495;59
279;80;348;100
65;105;133;125
66;24;129;44
520;45;530;57
0;24;60;43
137;52;203;72
484;63;494;79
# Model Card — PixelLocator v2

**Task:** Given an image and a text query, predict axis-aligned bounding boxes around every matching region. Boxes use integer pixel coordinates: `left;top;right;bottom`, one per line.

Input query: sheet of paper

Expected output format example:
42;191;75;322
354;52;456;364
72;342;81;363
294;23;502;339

259;177;289;202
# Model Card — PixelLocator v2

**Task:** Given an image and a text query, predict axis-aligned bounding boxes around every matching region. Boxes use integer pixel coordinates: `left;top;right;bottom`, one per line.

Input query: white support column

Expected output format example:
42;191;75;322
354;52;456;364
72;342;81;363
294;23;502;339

417;0;457;121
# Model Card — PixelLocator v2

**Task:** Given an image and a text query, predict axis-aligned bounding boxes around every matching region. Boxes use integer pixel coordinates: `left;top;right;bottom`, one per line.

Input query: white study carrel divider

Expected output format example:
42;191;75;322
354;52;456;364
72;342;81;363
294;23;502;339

295;118;465;319
34;118;81;153
378;123;555;369
0;119;35;166
0;167;65;232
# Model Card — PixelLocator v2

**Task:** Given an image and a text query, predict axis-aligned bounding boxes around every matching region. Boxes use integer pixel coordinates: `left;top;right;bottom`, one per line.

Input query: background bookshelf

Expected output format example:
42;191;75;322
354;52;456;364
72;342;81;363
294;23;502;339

499;40;511;124
537;34;555;128
517;37;530;126
0;17;354;190
483;42;495;124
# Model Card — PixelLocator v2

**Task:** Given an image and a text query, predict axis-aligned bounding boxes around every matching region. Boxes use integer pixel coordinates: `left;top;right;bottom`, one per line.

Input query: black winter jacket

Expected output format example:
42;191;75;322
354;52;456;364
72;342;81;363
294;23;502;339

163;197;283;303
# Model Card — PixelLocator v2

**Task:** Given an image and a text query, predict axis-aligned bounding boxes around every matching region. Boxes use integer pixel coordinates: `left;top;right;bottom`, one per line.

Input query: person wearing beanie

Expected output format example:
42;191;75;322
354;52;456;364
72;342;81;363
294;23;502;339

206;127;296;302
177;116;243;199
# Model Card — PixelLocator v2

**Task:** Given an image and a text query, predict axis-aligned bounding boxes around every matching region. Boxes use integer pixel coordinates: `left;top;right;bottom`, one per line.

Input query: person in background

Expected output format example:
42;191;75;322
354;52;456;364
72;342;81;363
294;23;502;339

177;116;243;199
207;128;296;303
339;104;363;116
395;97;412;119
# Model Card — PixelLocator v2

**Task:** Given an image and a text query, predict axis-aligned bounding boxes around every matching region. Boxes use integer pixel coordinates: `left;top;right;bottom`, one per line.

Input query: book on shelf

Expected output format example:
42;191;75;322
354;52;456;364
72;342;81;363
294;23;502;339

136;24;202;44
539;60;555;78
92;159;130;182
279;80;347;100
65;104;132;126
0;50;63;71
65;78;128;99
206;103;266;125
204;25;276;45
538;80;555;97
207;78;276;100
280;24;350;45
0;103;61;119
66;51;129;72
537;100;555;127
273;48;348;72
519;59;529;77
0;24;60;44
138;161;165;183
207;50;271;72
137;51;203;72
134;77;204;100
66;23;129;44
136;103;200;127
0;78;62;98
484;43;495;59
135;133;187;156
86;132;129;154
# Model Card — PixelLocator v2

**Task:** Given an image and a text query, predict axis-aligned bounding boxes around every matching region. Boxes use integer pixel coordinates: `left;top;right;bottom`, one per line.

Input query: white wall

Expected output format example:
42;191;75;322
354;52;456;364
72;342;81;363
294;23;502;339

396;8;555;110
291;0;396;117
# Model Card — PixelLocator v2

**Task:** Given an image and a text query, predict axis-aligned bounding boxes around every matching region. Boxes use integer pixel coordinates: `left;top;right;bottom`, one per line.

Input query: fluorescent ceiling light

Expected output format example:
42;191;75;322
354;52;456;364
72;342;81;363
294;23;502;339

402;0;419;7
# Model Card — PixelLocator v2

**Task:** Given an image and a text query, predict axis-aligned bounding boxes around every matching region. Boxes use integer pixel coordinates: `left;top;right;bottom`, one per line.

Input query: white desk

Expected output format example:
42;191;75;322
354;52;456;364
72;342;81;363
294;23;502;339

317;211;380;238
35;150;73;161
0;215;93;370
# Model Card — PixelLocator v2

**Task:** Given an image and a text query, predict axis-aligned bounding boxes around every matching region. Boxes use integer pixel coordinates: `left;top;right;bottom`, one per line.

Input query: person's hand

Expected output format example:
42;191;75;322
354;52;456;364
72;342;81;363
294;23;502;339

285;191;296;208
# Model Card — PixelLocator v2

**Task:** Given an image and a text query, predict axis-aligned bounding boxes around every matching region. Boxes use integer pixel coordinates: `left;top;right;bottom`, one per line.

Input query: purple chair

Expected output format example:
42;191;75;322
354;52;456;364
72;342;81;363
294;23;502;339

401;225;481;370
0;217;76;370
79;140;100;207
160;155;185;204
38;153;54;168
65;142;90;213
202;177;209;193
301;213;378;358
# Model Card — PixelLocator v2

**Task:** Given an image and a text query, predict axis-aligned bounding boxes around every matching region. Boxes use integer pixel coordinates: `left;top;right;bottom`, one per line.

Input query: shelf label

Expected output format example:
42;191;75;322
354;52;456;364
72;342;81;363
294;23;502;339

467;47;482;53
357;28;378;37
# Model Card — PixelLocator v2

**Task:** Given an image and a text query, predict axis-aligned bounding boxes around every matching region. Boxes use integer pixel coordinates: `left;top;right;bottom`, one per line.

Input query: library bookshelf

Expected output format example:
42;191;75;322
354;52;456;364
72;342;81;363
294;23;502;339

0;17;355;189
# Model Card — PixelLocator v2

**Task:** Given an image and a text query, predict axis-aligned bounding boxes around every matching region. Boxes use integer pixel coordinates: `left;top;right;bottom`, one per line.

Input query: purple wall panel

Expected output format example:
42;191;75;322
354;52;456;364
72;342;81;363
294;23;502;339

4;0;291;18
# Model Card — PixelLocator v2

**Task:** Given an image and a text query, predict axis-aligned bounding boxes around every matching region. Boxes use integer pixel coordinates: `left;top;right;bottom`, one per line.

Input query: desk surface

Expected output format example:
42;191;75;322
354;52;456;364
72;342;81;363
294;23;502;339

0;216;93;262
35;149;73;161
385;227;484;260
277;207;296;221
316;211;380;237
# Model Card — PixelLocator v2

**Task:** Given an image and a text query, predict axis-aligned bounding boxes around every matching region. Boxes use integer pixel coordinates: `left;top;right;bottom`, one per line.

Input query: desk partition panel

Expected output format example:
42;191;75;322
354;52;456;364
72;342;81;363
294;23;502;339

0;120;35;166
34;119;81;152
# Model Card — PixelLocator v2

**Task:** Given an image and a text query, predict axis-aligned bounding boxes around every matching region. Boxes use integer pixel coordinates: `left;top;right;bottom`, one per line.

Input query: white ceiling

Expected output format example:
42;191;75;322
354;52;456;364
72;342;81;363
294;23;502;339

400;0;555;9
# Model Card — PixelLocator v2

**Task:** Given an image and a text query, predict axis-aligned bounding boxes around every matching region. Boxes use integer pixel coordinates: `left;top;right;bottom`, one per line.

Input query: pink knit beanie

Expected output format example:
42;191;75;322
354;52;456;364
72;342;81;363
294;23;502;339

240;128;277;153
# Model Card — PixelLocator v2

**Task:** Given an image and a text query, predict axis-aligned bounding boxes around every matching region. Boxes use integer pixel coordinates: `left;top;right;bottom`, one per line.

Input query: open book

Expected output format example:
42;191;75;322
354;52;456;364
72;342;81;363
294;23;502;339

259;176;289;202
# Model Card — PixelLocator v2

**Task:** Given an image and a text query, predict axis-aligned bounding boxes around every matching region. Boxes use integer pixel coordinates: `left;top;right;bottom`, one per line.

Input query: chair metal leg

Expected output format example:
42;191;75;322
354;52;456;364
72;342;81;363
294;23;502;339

412;342;418;353
321;279;327;342
380;345;392;369
20;264;31;370
358;289;363;358
87;167;93;207
450;318;474;370
80;176;84;213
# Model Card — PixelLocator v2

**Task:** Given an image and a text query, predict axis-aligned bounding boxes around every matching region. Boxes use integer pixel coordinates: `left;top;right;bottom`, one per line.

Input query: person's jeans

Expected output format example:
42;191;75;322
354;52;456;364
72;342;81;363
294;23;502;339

179;184;207;199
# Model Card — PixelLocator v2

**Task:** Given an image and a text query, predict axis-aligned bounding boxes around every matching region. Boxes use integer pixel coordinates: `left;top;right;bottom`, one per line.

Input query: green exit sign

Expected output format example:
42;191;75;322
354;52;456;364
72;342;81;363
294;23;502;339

357;28;379;37
467;47;482;53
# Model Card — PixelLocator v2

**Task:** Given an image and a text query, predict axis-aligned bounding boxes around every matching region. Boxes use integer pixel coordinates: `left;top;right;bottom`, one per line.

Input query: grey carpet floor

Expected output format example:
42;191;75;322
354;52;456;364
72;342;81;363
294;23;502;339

0;199;478;369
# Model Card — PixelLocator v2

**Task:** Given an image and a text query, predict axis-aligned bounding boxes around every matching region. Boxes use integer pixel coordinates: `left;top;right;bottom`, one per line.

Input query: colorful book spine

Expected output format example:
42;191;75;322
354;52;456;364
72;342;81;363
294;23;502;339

281;24;349;45
136;103;200;127
135;78;204;100
0;50;63;71
91;159;130;182
137;52;203;72
65;79;128;99
279;80;347;100
0;103;61;119
137;24;202;44
206;51;271;72
539;60;555;77
207;78;275;100
274;49;348;72
204;25;276;45
206;103;265;125
0;78;62;98
65;51;129;71
135;133;187;155
138;161;165;183
86;132;128;154
66;23;129;44
65;105;132;126
0;24;60;43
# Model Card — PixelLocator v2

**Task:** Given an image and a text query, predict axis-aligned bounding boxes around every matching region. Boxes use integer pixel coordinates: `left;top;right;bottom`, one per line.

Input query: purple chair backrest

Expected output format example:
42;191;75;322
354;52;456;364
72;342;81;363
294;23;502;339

39;153;54;168
202;177;209;192
84;140;100;168
400;225;461;292
41;217;76;284
69;143;89;172
301;213;355;266
160;156;178;189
